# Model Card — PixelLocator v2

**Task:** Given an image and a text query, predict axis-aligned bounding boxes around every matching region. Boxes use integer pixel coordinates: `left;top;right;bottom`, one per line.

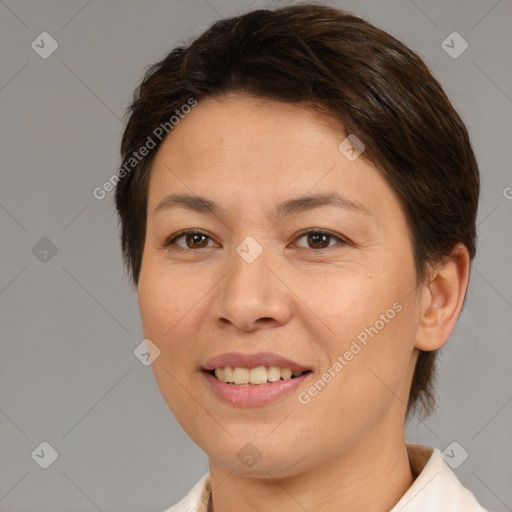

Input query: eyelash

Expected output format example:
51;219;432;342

162;228;348;251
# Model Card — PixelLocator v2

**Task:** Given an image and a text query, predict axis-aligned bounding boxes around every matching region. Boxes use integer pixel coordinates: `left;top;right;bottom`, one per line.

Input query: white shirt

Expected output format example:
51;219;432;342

163;444;488;511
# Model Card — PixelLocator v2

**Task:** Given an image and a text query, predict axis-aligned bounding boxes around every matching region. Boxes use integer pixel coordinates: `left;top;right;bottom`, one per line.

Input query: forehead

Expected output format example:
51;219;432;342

155;94;344;166
146;94;402;224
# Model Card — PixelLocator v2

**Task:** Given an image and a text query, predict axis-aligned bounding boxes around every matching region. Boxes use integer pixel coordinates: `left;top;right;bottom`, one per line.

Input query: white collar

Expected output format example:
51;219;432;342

390;444;487;511
164;444;487;511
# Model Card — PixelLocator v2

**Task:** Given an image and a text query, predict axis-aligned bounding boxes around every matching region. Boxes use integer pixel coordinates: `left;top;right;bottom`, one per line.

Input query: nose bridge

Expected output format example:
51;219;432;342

233;239;272;297
212;235;291;329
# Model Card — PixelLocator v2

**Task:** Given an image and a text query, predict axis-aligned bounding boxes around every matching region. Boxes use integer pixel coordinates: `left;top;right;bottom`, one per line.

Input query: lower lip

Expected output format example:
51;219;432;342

202;370;311;407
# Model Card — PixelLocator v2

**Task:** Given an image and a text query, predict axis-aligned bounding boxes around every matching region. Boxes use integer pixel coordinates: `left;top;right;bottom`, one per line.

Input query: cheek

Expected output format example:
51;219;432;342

137;262;208;426
138;275;169;340
137;258;216;376
138;259;200;333
295;264;418;403
296;267;402;346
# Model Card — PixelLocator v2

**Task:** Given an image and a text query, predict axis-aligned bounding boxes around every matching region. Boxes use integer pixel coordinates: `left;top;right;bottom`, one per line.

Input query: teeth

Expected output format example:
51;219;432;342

280;368;292;380
212;366;306;385
267;366;281;382
223;366;234;383
249;366;268;385
233;367;250;384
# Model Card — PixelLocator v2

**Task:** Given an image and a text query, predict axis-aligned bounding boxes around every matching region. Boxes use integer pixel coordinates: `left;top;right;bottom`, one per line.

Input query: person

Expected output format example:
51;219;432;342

115;4;487;511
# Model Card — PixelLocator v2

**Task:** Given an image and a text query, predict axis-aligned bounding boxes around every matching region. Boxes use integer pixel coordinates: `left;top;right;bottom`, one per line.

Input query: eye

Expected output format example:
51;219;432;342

293;229;346;250
163;229;216;250
162;228;347;251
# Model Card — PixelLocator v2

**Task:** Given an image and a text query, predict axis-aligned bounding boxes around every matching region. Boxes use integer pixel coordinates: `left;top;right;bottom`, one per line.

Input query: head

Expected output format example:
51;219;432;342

115;4;478;476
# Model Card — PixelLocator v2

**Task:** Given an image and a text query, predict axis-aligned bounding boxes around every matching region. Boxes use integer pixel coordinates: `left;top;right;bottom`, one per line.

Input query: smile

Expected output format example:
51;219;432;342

209;366;310;385
202;368;313;407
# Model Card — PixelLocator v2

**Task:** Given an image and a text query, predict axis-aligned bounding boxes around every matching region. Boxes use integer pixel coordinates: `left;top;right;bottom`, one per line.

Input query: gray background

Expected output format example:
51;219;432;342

0;0;511;510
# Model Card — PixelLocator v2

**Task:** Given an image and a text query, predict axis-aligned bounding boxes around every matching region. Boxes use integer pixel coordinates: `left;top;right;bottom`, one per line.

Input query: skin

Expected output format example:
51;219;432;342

137;94;470;512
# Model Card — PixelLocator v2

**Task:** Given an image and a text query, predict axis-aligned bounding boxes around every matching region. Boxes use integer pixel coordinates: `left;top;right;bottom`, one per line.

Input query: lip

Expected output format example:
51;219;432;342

203;351;311;373
202;370;312;407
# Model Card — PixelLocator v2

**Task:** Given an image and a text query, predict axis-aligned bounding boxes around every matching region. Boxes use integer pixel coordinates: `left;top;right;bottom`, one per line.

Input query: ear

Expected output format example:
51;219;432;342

415;244;471;351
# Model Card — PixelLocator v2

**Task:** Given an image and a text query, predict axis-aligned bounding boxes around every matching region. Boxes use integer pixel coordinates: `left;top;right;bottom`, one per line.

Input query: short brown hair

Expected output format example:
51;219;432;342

115;4;479;419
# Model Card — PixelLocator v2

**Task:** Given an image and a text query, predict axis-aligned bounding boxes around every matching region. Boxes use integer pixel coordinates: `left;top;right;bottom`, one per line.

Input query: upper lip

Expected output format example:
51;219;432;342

203;352;312;373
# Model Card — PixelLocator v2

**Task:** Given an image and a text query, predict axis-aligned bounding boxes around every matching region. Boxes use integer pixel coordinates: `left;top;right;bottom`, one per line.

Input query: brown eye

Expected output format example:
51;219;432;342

185;233;209;249
164;230;215;250
307;232;330;249
294;230;344;250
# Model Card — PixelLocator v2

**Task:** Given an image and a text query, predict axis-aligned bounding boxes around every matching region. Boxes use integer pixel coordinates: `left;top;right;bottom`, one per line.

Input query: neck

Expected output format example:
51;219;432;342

208;429;414;512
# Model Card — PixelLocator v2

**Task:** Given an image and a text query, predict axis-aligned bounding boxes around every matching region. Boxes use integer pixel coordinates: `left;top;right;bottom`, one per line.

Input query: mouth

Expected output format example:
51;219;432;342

205;366;313;385
202;366;313;407
201;352;313;406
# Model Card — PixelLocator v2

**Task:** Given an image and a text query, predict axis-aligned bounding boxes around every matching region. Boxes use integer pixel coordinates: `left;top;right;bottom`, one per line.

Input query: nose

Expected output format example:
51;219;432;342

210;244;293;332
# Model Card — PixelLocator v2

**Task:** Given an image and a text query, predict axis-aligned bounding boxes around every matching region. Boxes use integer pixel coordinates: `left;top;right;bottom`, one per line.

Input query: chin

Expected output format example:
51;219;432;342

202;432;311;477
210;450;303;478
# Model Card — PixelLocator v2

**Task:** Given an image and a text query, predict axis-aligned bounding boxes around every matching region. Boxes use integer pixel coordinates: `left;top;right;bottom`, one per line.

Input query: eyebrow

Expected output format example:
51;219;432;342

152;192;370;219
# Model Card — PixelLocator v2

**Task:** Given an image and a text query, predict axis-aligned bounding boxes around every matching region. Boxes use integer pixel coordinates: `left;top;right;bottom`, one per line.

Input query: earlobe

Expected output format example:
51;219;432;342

414;244;471;351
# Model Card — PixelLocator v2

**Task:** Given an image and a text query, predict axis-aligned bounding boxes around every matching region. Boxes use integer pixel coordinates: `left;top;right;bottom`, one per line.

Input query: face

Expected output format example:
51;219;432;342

138;94;424;478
